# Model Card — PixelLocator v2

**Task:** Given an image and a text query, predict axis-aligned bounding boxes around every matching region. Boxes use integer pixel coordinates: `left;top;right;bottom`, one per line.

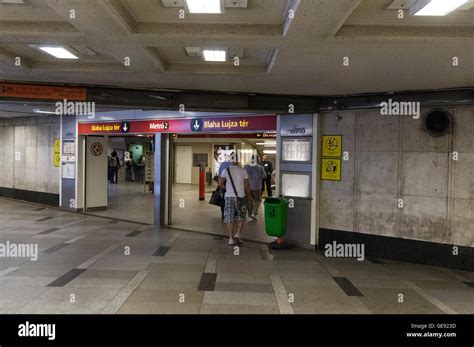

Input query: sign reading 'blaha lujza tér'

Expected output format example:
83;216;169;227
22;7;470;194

78;115;276;135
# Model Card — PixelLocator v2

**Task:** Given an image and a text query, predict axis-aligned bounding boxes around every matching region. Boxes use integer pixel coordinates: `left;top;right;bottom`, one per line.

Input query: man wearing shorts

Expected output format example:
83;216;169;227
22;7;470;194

219;154;252;246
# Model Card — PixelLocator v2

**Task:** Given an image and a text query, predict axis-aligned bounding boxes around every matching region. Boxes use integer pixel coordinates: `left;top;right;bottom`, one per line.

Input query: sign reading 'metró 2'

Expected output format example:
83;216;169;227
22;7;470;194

78;115;276;135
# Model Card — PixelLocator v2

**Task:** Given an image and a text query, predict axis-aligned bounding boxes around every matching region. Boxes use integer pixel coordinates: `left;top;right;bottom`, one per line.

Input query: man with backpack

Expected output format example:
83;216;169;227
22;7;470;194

109;151;121;184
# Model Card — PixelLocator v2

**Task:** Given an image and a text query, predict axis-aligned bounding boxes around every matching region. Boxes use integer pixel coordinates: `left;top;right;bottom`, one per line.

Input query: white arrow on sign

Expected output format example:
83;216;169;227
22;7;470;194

123;123;128;132
193;120;200;130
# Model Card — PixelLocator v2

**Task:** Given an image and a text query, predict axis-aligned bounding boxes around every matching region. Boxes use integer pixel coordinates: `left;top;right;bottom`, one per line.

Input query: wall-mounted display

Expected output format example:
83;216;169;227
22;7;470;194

61;162;75;179
281;138;311;162
281;172;311;198
62;140;75;155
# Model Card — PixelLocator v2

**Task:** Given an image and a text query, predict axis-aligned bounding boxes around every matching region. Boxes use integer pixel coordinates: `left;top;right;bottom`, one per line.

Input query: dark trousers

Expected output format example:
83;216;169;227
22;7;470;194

111;167;119;183
262;175;272;197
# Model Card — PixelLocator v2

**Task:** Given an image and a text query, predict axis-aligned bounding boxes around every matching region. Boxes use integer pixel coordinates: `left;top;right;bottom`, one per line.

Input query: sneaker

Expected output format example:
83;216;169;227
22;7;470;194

246;216;253;222
251;216;258;222
228;239;234;246
234;237;243;246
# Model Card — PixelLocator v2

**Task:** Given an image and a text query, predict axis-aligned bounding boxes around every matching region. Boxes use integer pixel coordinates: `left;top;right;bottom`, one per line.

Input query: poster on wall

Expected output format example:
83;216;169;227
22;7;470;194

213;144;234;176
62;140;75;155
61;163;75;179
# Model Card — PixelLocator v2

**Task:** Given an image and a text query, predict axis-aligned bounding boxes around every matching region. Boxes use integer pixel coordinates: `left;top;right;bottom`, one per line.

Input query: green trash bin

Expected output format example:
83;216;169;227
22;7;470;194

264;197;288;237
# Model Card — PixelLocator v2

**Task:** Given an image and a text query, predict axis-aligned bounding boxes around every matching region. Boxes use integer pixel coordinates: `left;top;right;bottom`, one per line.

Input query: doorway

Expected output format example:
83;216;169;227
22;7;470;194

82;134;155;224
167;133;276;242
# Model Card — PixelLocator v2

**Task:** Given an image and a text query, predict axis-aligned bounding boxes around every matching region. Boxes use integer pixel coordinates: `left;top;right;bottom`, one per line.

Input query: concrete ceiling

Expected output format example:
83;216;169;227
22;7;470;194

0;0;473;96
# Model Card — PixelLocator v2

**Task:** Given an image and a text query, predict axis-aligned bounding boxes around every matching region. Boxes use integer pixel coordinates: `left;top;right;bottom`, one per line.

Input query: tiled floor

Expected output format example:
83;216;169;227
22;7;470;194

0;197;473;314
91;182;273;243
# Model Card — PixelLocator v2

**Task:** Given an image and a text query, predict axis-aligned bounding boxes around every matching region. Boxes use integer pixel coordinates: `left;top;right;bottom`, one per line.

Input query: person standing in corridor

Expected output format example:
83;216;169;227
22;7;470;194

244;158;267;222
109;151;121;184
259;154;273;197
220;153;252;246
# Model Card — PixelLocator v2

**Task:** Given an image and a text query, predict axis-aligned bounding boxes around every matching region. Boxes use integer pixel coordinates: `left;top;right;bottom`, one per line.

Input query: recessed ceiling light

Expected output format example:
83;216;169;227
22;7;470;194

38;46;79;59
263;150;276;154
186;0;221;13
202;49;226;62
411;0;468;16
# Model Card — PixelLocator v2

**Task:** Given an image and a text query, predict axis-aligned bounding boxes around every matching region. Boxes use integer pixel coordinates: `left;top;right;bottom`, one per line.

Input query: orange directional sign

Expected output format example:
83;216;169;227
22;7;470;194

0;83;86;101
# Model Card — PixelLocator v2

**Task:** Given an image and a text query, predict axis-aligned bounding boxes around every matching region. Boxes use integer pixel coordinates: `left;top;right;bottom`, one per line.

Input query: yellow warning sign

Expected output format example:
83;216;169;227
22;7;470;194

54;139;60;167
54;153;61;167
54;139;61;154
321;158;341;181
322;135;342;157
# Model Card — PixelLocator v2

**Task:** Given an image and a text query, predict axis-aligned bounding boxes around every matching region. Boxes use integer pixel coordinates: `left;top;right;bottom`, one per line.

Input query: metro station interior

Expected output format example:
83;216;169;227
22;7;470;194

0;0;473;320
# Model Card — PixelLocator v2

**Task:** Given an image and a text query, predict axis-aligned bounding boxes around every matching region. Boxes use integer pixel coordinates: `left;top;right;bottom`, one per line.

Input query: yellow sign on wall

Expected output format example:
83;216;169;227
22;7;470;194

321;158;341;181
54;139;60;154
322;135;342;157
54;153;61;167
54;139;60;167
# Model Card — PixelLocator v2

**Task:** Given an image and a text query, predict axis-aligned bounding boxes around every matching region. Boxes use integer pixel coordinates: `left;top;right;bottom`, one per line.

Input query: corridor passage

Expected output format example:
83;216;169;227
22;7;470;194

1;198;472;314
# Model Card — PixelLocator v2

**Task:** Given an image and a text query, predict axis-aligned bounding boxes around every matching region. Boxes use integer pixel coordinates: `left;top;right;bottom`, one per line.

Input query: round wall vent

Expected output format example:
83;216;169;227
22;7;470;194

423;109;453;137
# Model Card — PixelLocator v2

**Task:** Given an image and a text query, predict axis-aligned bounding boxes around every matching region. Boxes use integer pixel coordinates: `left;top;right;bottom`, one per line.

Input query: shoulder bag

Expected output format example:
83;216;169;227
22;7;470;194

226;167;247;215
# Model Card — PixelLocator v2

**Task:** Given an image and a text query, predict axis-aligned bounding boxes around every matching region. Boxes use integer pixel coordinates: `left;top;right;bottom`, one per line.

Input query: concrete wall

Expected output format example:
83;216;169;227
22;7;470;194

0;115;60;194
319;107;473;248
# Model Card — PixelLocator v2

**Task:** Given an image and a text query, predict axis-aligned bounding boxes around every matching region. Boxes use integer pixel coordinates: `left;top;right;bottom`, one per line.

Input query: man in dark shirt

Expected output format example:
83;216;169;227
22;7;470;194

109;151;121;184
259;154;273;197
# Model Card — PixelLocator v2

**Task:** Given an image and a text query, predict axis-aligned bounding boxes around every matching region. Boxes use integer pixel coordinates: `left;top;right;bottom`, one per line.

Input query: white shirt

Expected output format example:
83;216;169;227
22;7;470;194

221;166;248;198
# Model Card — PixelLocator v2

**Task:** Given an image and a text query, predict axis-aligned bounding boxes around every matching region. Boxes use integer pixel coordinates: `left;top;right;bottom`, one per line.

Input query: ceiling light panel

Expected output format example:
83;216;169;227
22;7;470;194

186;0;221;13
202;49;226;62
410;0;468;16
38;46;79;59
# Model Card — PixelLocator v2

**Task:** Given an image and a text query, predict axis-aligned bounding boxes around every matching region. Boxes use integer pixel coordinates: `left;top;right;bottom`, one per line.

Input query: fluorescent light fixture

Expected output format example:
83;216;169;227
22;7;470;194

202;49;226;62
263;150;277;154
411;0;467;16
33;109;57;114
186;0;221;13
256;142;277;147
38;46;79;59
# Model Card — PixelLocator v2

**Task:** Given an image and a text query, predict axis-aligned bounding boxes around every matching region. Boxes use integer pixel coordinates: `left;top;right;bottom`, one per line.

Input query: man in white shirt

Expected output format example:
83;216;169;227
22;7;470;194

219;153;251;246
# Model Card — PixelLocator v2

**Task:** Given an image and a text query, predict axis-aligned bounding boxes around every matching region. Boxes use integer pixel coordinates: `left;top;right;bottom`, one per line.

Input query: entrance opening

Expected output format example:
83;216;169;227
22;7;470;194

83;134;155;224
169;132;276;242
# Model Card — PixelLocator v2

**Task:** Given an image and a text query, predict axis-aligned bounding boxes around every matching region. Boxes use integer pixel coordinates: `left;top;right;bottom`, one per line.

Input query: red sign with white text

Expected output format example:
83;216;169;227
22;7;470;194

78;115;276;135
